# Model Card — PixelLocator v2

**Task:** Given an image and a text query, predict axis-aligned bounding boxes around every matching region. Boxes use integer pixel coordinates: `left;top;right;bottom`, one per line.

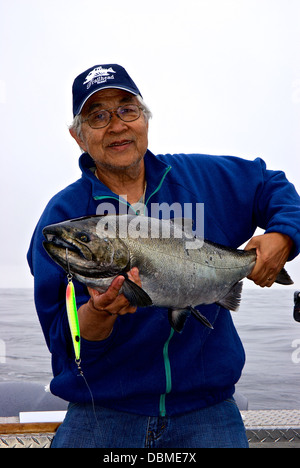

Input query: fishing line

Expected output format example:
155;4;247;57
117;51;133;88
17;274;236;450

65;248;101;436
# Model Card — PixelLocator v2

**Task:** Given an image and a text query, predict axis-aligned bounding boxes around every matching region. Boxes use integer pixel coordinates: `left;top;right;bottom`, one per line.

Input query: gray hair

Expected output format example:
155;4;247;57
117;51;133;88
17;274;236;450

69;95;152;141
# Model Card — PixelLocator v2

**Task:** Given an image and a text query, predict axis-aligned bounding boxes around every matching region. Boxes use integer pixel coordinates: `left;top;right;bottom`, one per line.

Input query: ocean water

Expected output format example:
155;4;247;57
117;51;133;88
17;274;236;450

0;288;299;410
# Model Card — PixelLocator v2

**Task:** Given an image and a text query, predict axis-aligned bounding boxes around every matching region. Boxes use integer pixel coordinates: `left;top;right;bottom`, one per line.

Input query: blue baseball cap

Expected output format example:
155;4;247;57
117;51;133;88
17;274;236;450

72;64;142;116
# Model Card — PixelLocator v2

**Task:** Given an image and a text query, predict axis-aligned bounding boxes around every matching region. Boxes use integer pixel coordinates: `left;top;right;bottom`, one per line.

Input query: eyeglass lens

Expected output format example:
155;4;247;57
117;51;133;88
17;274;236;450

87;105;141;128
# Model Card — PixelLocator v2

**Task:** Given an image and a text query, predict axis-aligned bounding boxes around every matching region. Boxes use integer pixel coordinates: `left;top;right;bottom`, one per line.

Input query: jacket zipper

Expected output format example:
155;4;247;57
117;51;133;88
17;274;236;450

144;165;172;209
159;328;174;416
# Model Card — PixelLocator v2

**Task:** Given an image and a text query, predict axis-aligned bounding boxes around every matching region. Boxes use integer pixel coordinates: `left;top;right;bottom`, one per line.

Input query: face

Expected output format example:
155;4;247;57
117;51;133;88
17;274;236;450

70;89;148;173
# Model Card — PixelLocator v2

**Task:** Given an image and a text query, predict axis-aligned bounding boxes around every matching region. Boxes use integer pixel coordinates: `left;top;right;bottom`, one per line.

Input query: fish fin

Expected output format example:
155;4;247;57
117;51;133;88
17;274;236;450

189;306;214;329
216;281;243;311
275;268;294;285
120;275;153;307
168;308;191;333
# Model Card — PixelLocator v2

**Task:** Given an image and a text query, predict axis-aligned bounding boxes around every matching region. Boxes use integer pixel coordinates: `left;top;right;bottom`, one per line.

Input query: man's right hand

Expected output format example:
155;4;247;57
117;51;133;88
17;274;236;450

78;268;141;341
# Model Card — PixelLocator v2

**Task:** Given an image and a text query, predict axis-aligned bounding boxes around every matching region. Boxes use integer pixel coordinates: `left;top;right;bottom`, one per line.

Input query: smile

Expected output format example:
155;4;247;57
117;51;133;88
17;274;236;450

108;140;133;148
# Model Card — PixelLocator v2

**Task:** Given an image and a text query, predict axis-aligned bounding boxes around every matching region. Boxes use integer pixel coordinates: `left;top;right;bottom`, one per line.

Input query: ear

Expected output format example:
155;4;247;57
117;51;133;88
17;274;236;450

69;127;87;152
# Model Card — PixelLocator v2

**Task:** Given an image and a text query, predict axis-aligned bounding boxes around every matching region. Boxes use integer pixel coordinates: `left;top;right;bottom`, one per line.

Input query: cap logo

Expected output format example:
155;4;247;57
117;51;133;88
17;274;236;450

83;66;116;89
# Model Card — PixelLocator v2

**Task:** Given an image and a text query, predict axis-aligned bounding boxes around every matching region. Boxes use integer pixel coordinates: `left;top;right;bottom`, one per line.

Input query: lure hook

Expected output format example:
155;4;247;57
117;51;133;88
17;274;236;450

66;248;72;282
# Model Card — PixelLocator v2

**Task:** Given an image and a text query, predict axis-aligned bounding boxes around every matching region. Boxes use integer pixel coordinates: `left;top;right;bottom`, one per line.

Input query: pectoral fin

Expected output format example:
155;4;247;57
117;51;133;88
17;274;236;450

120;274;153;307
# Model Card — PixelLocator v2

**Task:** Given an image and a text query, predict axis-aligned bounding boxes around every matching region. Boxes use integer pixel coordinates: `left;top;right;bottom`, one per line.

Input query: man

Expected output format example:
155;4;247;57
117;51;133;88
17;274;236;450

27;64;300;448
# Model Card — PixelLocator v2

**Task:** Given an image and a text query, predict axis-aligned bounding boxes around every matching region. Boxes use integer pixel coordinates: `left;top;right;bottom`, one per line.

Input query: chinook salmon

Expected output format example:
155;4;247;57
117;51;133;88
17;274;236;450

43;215;293;332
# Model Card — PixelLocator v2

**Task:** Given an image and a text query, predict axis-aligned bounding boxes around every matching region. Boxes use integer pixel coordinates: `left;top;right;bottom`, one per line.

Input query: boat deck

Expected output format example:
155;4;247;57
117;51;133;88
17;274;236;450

1;410;300;448
242;409;300;448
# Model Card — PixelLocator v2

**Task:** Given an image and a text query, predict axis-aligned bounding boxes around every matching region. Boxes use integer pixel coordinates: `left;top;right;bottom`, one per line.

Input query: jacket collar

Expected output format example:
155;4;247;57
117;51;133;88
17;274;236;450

79;150;171;202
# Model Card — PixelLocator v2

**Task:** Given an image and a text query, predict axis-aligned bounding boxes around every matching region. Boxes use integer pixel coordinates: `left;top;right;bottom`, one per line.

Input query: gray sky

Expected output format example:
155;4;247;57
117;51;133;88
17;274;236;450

1;0;300;290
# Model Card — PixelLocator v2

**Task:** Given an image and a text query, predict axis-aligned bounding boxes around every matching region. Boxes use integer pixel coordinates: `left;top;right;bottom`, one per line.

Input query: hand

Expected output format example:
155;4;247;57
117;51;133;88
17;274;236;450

244;232;293;287
78;267;141;340
88;267;141;316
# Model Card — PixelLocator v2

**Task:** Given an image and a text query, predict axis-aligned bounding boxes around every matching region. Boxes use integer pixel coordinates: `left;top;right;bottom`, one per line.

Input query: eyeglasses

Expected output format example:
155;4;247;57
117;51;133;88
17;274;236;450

81;104;144;129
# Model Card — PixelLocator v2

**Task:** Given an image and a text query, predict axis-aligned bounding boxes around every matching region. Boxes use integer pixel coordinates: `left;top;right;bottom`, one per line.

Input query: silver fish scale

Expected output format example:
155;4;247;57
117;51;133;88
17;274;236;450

123;232;255;308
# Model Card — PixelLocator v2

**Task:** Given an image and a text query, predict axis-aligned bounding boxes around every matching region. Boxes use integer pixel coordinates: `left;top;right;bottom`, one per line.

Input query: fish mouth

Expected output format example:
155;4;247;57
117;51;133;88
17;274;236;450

43;232;84;258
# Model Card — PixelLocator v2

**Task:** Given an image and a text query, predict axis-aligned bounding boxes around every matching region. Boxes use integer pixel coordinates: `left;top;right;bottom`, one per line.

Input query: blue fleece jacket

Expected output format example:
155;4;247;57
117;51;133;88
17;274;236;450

27;150;300;416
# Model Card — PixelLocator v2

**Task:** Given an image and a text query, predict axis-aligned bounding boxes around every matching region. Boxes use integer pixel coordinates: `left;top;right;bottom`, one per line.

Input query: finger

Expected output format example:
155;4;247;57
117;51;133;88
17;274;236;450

257;276;275;288
87;277;124;299
244;236;274;287
115;303;137;315
88;275;139;315
127;267;141;286
96;292;137;316
90;276;125;309
247;249;280;286
247;260;266;282
248;263;277;287
244;237;258;252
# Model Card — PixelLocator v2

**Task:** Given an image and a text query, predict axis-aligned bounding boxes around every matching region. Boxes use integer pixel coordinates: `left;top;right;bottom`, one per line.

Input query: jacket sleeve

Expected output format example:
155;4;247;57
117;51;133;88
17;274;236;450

253;157;300;260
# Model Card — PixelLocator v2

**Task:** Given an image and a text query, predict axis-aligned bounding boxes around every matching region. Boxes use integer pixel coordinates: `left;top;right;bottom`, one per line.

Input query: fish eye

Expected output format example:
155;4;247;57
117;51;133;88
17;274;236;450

77;232;90;243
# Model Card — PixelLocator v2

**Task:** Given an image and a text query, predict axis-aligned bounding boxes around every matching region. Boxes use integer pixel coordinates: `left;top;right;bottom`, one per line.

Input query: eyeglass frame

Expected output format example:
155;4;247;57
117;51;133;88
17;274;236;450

81;104;145;129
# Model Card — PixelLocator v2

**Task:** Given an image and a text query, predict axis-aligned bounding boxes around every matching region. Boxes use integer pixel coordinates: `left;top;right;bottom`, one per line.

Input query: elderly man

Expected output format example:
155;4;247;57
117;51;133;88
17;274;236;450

27;64;300;448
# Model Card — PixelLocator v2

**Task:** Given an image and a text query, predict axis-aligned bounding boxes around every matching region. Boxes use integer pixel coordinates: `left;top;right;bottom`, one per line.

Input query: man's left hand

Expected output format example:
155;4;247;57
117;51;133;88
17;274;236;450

244;232;293;287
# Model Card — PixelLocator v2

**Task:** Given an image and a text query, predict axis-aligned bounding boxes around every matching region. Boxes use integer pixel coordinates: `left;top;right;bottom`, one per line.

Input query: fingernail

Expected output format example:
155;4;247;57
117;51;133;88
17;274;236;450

117;276;125;286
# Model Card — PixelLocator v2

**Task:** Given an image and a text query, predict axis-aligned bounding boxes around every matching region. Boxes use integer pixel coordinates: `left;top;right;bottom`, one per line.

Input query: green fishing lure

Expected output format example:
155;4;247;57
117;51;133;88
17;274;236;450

66;277;81;363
